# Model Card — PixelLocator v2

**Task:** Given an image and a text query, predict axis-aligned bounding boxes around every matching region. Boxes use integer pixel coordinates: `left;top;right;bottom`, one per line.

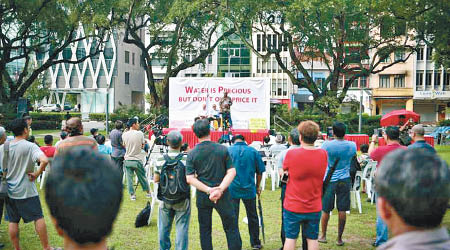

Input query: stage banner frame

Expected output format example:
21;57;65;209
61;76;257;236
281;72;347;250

169;77;270;129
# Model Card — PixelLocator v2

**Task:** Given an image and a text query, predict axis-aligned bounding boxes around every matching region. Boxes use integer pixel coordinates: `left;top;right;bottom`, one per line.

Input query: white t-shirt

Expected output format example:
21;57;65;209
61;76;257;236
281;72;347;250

122;130;145;161
0;140;43;199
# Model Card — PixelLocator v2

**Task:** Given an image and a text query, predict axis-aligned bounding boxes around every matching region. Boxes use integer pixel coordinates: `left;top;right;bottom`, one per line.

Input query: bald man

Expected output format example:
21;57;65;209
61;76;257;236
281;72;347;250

55;118;97;156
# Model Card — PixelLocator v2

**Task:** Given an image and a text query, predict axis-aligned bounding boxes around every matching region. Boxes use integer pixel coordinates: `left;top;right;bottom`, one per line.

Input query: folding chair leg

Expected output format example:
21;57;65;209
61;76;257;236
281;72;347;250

356;192;362;214
40;171;46;190
261;172;266;191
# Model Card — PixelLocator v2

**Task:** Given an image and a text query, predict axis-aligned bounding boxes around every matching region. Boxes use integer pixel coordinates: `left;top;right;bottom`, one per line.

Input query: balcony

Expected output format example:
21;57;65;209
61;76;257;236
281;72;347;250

373;88;413;97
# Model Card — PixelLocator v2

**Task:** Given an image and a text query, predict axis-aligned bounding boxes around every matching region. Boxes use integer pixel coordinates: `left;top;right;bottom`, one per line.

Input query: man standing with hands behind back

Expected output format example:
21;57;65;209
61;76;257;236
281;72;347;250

186;119;242;250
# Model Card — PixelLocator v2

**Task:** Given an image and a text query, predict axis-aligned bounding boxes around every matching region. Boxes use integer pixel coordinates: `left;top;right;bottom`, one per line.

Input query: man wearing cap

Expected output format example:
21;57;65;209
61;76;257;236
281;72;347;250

154;131;190;250
408;124;436;154
228;134;265;250
269;133;287;158
122;118;151;201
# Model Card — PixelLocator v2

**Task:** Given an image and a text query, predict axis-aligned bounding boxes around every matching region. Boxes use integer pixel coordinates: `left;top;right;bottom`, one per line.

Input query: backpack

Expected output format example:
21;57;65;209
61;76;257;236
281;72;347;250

135;201;151;228
157;153;189;204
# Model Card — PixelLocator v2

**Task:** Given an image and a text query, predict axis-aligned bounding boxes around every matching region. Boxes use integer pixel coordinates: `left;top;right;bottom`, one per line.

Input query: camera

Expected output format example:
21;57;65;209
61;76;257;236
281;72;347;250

374;128;383;137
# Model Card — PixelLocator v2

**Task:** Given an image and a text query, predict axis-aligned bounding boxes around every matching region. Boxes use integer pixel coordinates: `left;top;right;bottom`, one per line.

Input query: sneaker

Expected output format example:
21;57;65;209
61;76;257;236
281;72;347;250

252;245;262;249
131;195;136;201
146;193;152;199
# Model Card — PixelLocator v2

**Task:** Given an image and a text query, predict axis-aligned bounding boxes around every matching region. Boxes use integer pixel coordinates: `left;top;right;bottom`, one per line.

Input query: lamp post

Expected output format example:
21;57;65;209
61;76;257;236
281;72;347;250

223;47;239;77
106;77;113;134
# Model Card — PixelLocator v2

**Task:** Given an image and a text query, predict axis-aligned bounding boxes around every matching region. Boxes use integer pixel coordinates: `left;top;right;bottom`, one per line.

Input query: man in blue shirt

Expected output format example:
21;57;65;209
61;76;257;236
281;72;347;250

319;122;357;246
408;124;436;154
228;134;265;250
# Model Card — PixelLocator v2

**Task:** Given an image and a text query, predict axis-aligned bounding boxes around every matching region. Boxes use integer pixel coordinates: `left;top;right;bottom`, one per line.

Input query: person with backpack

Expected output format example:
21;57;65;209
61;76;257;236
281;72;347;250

154;131;190;250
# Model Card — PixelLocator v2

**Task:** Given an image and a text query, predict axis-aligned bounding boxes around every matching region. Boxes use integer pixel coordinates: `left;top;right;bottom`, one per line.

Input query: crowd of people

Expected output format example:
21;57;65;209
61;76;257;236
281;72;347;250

0;115;448;250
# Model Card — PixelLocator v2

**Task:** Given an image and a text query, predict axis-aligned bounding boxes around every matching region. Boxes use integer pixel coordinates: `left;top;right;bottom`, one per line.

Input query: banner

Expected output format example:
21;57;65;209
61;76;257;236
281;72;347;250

169;77;270;129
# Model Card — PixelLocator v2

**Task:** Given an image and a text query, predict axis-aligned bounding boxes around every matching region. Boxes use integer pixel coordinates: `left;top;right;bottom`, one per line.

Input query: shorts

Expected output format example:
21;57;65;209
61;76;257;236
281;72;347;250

322;178;351;212
6;196;44;223
283;209;321;240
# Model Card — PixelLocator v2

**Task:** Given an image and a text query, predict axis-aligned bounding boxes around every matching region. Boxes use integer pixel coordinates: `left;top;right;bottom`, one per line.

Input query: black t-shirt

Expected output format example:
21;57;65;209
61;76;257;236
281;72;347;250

186;141;233;187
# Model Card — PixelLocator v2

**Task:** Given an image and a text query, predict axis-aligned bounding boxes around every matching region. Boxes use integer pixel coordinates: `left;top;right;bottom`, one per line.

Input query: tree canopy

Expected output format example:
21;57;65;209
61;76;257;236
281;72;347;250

119;0;235;107
0;0;118;107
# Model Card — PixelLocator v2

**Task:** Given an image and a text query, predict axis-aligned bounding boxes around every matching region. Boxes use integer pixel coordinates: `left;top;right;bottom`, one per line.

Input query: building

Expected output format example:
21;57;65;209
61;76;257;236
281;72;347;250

413;44;450;123
46;28;146;114
370;49;414;116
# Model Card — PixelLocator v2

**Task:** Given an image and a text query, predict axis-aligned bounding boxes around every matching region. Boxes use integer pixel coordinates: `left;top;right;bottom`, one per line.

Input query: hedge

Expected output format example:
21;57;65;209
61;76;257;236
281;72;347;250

439;119;450;126
89;113;151;123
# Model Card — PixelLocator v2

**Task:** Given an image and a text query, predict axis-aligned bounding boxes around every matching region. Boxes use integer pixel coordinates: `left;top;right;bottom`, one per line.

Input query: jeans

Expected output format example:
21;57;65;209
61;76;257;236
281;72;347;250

197;190;242;250
111;156;124;178
281;182;308;250
375;194;388;246
158;199;191;250
124;160;149;195
231;198;260;247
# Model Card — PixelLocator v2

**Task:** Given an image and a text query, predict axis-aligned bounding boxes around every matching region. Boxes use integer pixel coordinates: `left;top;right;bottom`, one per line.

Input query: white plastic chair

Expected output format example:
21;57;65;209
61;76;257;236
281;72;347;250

362;160;377;200
350;171;363;213
39;158;52;189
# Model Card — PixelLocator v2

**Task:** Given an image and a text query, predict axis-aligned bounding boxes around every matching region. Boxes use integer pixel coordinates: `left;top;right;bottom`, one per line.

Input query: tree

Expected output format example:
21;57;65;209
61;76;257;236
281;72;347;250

119;0;235;107
384;0;450;68
0;0;118;106
230;0;417;116
24;73;50;107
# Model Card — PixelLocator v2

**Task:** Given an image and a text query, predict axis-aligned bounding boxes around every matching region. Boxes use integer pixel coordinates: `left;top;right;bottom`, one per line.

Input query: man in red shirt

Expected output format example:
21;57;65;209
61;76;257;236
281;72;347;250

40;135;56;158
368;126;406;247
283;121;328;250
369;126;407;167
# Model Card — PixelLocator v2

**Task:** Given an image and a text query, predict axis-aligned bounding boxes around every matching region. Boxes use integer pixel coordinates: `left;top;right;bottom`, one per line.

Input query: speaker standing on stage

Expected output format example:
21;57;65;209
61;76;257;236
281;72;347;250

219;92;233;128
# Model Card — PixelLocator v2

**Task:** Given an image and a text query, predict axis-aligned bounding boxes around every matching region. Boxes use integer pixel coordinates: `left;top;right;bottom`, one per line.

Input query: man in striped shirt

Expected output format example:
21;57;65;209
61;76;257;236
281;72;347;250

55;118;97;156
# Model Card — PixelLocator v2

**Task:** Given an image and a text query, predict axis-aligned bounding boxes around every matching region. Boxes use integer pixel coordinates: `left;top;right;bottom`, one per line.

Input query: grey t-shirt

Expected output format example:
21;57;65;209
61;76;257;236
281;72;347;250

110;129;126;158
0;140;43;199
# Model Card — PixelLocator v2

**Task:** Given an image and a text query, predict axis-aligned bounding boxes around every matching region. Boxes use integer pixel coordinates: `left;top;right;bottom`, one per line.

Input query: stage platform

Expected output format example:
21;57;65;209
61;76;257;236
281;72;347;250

161;128;269;148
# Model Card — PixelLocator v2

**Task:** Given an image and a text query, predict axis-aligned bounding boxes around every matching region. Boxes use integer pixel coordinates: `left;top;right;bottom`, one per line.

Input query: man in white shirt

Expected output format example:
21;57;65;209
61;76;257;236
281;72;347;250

122;118;151;201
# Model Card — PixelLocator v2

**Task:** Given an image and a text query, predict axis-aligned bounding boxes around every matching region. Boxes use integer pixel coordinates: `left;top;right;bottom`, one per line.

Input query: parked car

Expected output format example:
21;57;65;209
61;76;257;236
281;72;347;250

64;103;73;111
37;104;61;112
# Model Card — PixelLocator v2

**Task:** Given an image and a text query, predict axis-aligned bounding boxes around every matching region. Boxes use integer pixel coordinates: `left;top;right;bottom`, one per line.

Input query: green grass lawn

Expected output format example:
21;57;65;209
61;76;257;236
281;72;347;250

0;142;449;249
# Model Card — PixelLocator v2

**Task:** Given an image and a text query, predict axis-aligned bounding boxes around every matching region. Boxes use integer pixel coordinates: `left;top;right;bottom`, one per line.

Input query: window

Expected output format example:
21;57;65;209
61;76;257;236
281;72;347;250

380;53;391;63
125;72;130;84
257;34;261;52
394;50;405;61
267;59;272;73
394;75;405;88
257;58;261;73
345;75;352;87
208;54;213;64
338;75;344;88
283;79;287;96
272;34;277;50
272;58;277;73
444;71;450;90
132;53;135;65
426;47;433;60
417;47;424;61
262;34;266;51
262;60;266;73
425;71;432;88
272;80;276;96
380;75;390;88
416;71;424;90
281;57;287;73
283;35;288;51
125;51;130;64
434;72;441;90
394;20;406;36
360;76;367;88
278;35;283;51
351;76;359;88
434;72;441;85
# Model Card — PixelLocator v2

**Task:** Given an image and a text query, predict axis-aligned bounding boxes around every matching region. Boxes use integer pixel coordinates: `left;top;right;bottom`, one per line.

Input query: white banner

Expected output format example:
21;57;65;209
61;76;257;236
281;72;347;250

169;77;270;129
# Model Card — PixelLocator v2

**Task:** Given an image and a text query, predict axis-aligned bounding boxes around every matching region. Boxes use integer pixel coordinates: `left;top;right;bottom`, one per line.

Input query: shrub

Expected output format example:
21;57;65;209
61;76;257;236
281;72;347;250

439;119;450;126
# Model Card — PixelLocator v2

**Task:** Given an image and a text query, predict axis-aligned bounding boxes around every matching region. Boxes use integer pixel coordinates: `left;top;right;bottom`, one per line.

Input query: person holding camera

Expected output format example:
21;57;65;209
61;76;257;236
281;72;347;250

368;126;407;247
